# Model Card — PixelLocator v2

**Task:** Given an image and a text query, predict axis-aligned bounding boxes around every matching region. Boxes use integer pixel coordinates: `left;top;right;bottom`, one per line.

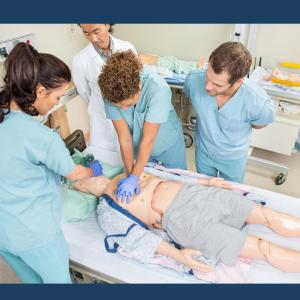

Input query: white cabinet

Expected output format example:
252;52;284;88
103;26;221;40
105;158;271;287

250;109;300;156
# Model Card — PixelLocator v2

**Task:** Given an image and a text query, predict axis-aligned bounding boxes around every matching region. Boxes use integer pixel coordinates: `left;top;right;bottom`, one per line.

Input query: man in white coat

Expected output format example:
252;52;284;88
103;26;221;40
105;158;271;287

72;24;137;155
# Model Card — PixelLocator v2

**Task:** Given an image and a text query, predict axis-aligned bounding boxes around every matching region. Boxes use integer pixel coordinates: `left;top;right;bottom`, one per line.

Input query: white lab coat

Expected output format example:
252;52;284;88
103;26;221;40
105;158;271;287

72;35;137;154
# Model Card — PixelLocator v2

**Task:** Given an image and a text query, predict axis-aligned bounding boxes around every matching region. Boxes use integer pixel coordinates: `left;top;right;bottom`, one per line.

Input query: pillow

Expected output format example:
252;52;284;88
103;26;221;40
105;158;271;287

62;187;98;223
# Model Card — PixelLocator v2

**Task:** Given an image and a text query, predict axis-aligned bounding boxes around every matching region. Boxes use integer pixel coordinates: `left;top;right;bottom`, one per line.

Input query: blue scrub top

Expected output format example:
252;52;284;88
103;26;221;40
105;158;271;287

0;111;75;252
184;69;275;160
104;67;183;157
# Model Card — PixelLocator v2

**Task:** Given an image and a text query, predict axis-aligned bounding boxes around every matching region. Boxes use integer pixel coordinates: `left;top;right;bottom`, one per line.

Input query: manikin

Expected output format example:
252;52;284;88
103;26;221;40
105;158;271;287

74;173;300;273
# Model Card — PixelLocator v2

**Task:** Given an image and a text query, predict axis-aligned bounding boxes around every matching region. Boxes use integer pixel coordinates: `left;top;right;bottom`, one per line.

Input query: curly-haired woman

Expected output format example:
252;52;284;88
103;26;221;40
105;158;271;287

99;50;186;204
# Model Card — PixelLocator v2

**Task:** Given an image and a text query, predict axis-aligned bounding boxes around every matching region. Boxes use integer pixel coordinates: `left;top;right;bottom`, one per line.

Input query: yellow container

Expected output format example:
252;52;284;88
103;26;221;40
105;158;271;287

271;77;300;87
281;61;300;69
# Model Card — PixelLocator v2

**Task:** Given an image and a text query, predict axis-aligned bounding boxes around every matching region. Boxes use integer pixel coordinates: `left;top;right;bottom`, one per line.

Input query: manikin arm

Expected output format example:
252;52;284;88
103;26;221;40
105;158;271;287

156;240;213;273
97;200;213;272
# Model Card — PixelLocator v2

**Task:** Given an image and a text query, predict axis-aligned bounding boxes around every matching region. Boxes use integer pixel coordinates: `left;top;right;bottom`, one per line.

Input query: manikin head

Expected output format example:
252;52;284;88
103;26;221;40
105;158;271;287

205;42;252;97
79;24;113;51
73;175;111;197
0;42;71;123
98;50;142;110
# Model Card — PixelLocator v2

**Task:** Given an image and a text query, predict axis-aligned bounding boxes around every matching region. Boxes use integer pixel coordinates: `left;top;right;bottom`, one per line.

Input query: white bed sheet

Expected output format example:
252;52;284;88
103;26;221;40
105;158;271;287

62;147;300;283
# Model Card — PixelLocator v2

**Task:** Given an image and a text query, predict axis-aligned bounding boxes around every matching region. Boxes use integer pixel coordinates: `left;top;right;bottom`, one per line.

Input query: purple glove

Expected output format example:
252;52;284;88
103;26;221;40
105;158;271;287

86;160;103;177
115;174;140;203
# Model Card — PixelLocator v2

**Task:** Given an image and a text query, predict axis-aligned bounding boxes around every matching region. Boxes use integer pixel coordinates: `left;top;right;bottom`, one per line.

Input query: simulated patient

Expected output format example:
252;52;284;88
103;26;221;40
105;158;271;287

73;173;300;273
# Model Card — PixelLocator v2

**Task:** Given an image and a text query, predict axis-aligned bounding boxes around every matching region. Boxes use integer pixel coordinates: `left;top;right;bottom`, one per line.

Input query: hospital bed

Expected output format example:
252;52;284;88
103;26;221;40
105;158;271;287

62;145;300;284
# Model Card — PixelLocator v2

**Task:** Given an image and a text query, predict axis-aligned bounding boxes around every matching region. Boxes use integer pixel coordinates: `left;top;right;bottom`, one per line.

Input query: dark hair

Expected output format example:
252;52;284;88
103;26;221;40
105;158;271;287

209;42;252;85
0;42;71;123
108;24;114;33
98;50;142;103
78;24;114;33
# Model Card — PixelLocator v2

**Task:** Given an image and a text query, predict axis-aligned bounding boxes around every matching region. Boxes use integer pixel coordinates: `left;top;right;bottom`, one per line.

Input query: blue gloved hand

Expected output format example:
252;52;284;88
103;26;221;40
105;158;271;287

86;160;103;177
115;174;140;203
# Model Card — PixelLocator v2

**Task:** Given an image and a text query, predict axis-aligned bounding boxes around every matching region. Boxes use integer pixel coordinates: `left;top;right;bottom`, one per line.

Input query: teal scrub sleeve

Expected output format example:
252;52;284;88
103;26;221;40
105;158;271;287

104;100;123;121
44;133;76;177
250;96;275;126
145;87;172;123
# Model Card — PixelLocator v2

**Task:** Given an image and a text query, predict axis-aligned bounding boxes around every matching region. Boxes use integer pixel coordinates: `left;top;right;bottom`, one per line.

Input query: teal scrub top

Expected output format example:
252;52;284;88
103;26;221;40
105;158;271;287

104;67;182;157
184;69;275;160
0;111;75;252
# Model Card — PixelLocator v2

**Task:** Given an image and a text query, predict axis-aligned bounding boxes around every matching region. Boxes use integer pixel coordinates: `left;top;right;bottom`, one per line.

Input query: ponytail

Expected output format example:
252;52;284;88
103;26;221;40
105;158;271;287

0;42;71;123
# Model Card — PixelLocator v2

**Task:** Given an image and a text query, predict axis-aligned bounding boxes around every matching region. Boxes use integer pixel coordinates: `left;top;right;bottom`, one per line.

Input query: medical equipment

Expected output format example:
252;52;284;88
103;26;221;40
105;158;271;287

0;34;38;89
0;34;37;64
250;67;300;185
167;80;196;148
64;130;87;155
62;146;300;284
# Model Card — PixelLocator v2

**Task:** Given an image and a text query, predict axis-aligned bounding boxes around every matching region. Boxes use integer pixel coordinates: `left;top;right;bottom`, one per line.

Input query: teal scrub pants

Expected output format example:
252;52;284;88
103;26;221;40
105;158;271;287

150;134;187;170
0;232;71;283
196;150;247;183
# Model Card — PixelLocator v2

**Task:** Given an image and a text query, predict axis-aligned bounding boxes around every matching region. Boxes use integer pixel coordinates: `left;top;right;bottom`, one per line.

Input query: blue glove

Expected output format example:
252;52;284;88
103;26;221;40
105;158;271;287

86;160;103;177
115;174;140;203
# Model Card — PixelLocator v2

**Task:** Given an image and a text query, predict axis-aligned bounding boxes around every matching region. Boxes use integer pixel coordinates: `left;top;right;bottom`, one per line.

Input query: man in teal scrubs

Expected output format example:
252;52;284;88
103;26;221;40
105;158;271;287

99;50;186;203
184;42;275;183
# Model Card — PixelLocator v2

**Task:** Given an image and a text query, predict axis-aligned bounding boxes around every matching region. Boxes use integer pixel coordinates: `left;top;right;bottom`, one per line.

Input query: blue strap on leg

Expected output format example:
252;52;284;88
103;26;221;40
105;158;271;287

104;224;137;253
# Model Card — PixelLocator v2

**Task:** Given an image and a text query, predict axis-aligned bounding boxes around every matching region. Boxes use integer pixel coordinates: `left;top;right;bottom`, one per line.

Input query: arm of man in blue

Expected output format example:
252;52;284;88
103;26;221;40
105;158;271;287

249;91;275;129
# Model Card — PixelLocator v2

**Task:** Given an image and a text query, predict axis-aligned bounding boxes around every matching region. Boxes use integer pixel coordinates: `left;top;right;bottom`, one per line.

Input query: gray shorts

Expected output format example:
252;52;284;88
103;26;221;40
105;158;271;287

162;184;256;266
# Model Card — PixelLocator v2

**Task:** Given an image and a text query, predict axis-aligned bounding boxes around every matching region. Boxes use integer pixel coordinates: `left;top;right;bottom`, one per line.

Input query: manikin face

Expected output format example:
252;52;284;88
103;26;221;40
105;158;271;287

205;63;233;97
80;24;110;50
33;83;69;115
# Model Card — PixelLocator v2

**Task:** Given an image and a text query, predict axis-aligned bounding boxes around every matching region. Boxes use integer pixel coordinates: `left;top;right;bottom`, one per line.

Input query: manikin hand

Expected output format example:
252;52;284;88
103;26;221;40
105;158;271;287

198;177;233;190
208;177;233;189
197;57;205;69
178;249;214;273
115;174;140;203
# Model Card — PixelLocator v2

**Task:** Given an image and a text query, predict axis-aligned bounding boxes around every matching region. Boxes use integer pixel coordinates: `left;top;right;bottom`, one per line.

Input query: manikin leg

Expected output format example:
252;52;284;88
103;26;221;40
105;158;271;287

246;205;300;237
240;235;300;273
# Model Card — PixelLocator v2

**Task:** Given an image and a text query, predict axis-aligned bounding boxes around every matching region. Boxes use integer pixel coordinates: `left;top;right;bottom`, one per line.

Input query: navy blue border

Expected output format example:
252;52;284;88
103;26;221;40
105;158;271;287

1;0;300;22
1;284;300;300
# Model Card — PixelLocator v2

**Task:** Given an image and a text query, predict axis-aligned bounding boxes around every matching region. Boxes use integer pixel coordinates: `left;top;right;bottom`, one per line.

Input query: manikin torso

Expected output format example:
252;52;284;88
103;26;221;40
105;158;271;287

104;173;183;228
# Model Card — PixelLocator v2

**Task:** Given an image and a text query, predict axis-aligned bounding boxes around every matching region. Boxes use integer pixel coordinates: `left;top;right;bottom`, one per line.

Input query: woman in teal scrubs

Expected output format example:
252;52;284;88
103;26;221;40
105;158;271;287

99;50;186;203
0;43;102;283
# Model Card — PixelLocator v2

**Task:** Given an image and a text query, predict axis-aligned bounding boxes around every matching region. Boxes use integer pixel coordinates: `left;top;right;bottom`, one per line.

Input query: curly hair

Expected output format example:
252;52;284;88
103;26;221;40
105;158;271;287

98;50;142;103
209;42;252;85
